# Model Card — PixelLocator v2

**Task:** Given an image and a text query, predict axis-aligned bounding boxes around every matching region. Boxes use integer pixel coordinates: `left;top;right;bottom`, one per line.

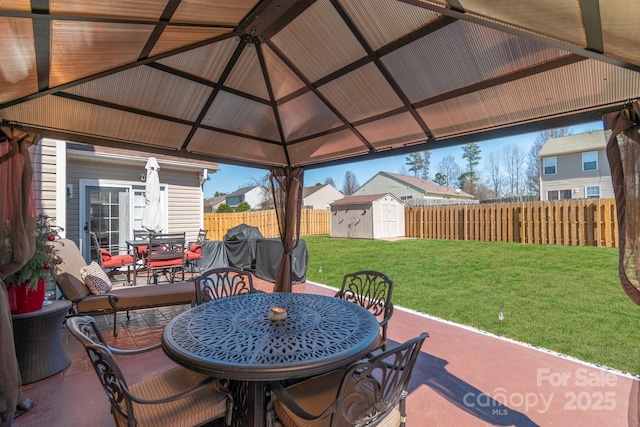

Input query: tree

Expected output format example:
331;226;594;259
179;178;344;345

405;151;431;180
526;128;572;196
502;144;527;195
213;191;227;197
485;151;504;198
434;155;461;188
324;177;336;187
461;143;481;191
216;203;233;213
342;171;359;195
235;201;251;212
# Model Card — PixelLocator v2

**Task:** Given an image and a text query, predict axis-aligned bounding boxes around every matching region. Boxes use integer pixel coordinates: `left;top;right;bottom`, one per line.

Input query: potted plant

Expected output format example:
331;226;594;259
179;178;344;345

1;215;63;314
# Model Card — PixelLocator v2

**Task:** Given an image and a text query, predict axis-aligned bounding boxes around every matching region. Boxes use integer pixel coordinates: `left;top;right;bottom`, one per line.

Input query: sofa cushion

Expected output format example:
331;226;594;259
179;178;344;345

80;262;112;295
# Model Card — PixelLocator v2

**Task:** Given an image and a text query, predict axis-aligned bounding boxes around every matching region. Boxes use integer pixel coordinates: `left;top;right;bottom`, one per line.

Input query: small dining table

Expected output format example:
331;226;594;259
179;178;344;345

162;292;380;427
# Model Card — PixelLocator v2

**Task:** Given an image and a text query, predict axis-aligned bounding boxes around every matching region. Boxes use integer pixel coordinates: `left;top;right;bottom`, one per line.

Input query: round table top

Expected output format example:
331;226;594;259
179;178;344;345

162;292;380;381
11;299;72;320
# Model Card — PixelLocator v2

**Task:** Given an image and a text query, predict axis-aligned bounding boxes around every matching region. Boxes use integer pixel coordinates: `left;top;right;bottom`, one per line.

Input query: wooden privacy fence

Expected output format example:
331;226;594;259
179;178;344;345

203;209;331;240
405;199;619;247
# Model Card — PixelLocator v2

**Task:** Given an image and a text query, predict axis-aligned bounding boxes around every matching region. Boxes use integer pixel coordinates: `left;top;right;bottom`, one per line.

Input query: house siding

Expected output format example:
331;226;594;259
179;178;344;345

30;140;58;217
303;185;343;209
540;149;613;200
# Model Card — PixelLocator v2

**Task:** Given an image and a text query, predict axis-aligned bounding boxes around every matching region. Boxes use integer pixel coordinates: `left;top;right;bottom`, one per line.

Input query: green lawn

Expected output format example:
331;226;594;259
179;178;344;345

302;235;640;375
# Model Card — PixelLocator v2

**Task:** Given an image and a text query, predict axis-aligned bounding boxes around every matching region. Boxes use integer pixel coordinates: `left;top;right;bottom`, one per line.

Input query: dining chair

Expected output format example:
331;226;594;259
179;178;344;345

270;332;428;427
66;316;234;427
90;232;135;284
335;270;394;351
184;229;208;273
194;267;257;305
132;229;150;261
145;232;186;284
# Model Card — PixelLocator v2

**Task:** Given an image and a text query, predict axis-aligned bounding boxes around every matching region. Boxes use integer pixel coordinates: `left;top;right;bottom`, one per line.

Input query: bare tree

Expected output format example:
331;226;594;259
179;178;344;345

485;151;504;198
526;128;572;196
324;177;336;187
342;171;359;195
502;144;527;195
251;173;273;210
435;155;461;188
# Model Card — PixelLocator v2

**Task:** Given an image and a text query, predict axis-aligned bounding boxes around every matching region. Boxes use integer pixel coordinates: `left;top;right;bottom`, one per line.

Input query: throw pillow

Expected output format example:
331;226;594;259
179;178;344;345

80;262;112;295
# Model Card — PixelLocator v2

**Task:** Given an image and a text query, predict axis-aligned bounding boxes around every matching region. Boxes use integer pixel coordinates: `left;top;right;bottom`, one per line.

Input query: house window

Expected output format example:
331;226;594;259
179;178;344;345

543;157;556;175
400;195;413;201
582;151;598;171
586;186;600;199
547;190;572;201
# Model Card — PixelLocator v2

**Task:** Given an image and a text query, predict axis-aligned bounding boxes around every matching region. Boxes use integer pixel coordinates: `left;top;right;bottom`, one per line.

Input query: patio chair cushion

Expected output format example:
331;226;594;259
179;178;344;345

189;243;202;254
80;262;112;295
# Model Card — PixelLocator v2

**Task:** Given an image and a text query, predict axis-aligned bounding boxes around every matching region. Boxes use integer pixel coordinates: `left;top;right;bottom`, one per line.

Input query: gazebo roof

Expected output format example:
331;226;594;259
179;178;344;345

1;0;639;170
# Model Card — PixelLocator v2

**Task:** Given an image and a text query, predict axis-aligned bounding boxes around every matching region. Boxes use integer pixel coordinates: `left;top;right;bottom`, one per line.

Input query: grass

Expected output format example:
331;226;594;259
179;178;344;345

303;235;640;376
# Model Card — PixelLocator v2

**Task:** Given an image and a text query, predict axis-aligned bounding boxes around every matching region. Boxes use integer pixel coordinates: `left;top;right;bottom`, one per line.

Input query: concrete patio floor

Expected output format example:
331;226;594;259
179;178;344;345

12;276;640;427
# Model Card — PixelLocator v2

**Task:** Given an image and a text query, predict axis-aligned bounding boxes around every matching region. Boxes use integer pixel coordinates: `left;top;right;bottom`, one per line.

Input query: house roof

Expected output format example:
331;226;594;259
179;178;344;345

331;193;400;206
209;195;226;207
1;1;638;171
227;185;263;197
302;184;326;199
538;130;609;157
380;172;473;199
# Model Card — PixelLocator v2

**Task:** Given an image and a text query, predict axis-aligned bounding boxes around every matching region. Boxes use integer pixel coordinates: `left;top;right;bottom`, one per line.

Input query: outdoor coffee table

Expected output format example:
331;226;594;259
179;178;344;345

162;292;379;427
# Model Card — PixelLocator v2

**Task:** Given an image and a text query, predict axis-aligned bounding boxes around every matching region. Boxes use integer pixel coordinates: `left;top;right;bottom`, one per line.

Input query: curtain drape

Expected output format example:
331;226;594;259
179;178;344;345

270;167;304;293
0;125;39;425
603;101;640;306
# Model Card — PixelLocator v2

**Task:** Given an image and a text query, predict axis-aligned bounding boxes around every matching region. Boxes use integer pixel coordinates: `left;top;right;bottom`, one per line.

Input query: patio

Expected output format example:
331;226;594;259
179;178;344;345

12;276;640;427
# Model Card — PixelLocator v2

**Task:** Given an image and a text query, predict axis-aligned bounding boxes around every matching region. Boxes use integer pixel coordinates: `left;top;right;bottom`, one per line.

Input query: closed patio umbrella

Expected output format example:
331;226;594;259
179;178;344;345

141;157;162;233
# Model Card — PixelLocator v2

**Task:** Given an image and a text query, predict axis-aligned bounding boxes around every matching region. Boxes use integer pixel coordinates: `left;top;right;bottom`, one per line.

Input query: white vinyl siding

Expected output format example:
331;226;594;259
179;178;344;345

543;157;557;175
582;151;598;171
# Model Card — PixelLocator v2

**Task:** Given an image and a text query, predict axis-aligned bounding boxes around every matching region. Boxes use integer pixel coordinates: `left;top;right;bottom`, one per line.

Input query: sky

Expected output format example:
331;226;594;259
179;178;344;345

203;120;604;198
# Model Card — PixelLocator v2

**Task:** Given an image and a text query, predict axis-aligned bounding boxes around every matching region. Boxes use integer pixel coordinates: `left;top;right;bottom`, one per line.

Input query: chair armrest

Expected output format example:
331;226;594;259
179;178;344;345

72;293;121;305
109;342;162;355
379;302;394;327
270;382;336;421
126;377;232;407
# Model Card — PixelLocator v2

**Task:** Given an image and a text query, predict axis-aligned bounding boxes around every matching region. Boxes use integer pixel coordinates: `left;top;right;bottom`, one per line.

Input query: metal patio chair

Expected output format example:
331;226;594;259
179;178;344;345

90;231;135;284
145;232;186;284
194;267;257;305
270;332;428;427
66;316;233;427
335;270;395;351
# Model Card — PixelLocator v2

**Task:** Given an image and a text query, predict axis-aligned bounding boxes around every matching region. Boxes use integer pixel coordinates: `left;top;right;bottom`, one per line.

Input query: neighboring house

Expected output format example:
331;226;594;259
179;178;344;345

330;193;405;239
353;171;473;202
538;130;613;201
302;184;344;209
31;139;219;261
225;186;268;210
208;195;227;212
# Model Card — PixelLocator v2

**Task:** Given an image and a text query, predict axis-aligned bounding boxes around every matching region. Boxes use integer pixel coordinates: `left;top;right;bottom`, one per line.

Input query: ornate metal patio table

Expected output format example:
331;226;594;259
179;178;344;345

162;292;380;427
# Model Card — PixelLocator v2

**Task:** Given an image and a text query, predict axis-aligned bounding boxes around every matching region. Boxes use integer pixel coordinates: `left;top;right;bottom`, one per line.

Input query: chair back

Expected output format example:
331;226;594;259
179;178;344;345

336;270;393;321
335;332;428;426
89;231;107;266
53;239;92;301
195;267;256;304
196;229;208;244
133;229;149;240
67;316;136;426
146;233;186;266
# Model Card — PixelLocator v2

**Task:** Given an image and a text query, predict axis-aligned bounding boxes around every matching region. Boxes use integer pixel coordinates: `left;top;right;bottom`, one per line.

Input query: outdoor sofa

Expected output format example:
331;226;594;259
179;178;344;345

53;238;195;336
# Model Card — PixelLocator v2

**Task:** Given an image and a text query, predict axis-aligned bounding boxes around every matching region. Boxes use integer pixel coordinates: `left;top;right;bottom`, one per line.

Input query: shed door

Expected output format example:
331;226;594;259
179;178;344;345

380;203;399;237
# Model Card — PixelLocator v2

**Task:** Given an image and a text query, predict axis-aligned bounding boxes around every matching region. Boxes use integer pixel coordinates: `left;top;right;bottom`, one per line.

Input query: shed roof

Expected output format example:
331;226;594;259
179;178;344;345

1;1;638;170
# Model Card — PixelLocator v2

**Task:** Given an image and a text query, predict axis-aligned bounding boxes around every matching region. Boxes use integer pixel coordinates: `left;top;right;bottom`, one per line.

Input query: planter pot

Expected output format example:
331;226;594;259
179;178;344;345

7;280;46;314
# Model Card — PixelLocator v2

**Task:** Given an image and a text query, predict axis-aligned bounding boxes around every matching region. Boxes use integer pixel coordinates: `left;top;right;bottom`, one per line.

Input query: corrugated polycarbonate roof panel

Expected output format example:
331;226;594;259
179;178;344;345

458;0;586;48
0;17;37;104
171;0;259;25
50;0;165;20
600;1;640;66
339;0;442;51
0;1;31;12
203;91;280;141
356;112;426;149
2;96;191;149
278;90;344;141
62;66;213;122
382;20;570;104
189;128;287;166
270;0;367;83
418;59;640;138
262;44;306;101
150;26;230;57
156;37;238;83
225;44;270;100
287;129;368;166
318;62;404;123
50;20;153;87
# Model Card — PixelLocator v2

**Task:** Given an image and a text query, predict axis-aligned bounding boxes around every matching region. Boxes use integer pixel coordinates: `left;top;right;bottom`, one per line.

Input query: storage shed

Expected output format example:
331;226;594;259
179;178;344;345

330;193;405;239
